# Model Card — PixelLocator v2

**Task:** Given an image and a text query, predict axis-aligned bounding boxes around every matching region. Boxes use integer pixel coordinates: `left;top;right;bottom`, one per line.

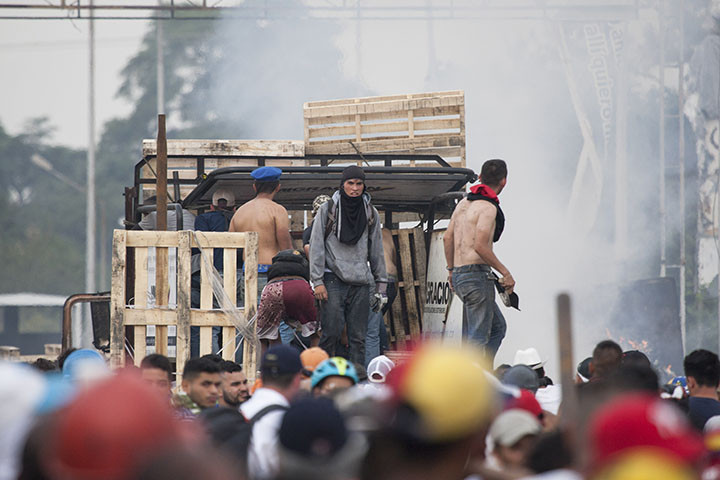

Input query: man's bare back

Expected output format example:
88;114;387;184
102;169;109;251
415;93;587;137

229;197;292;265
381;228;398;277
444;197;514;293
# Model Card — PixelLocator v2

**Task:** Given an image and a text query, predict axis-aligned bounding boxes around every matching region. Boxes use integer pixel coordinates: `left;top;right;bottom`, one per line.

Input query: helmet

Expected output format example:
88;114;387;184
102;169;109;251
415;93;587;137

311;357;359;389
62;349;108;382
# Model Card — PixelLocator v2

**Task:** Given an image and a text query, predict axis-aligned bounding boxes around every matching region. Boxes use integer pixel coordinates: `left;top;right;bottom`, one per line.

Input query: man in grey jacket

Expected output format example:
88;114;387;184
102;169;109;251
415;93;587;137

309;165;387;365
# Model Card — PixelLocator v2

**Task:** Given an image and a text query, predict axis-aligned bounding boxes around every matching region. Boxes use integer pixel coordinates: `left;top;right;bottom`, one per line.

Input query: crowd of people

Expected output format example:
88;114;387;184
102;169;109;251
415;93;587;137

7;160;720;480
6;340;720;480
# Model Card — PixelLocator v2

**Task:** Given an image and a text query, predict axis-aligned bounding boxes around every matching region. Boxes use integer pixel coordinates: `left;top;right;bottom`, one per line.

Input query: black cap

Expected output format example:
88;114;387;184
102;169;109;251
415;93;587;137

341;165;365;183
261;345;302;377
279;397;348;458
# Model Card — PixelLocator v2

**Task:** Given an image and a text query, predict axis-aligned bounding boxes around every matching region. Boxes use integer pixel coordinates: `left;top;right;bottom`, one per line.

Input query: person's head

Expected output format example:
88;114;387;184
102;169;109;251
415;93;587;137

211;188;235;211
300;347;330;378
31;358;59;372
181;358;221;409
622;350;652;368
140;354;173;396
277;397;365;480
608;363;659;394
489;409;542;469
576;357;592;383
502;365;540;394
684;349;720;393
591;340;623;379
61;348;109;384
251;166;282;196
261;345;303;400
480;159;507;192
312;195;332;216
311;357;359;396
495;364;512;380
341;165;366;198
588;393;704;476
218;360;249;407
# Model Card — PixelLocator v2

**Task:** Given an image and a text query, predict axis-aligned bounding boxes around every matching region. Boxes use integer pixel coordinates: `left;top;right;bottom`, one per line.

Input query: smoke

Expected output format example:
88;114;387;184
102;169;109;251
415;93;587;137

205;2;708;380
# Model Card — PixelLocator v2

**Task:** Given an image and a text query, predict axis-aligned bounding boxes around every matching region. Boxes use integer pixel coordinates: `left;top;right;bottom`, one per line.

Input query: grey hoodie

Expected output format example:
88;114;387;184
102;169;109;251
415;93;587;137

309;190;387;286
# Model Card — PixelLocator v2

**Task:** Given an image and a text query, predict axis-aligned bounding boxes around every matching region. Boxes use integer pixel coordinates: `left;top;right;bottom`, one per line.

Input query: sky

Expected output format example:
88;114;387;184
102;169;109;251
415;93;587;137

0;18;149;148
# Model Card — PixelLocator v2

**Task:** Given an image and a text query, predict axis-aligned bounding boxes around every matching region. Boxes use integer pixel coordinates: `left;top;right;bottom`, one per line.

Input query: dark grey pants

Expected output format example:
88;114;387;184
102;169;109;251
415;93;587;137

318;272;369;366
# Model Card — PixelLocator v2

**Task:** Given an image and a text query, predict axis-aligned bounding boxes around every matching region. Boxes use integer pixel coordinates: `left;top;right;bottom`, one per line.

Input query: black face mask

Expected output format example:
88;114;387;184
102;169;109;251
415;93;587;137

338;189;366;245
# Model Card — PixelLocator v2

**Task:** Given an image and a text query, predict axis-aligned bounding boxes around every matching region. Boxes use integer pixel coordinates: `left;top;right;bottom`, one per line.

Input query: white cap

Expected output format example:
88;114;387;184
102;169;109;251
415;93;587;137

513;348;546;370
489;409;542;447
367;355;395;383
212;188;235;206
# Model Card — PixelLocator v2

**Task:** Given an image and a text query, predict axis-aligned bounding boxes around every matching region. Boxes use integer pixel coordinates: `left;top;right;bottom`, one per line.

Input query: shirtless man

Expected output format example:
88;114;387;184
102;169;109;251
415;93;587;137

230;166;293;305
444;159;513;361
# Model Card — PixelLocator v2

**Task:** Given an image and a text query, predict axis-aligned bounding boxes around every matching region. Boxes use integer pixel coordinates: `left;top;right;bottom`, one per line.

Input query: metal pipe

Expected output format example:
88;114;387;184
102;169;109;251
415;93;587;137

62;293;110;351
677;0;687;354
86;0;97;310
659;0;667;278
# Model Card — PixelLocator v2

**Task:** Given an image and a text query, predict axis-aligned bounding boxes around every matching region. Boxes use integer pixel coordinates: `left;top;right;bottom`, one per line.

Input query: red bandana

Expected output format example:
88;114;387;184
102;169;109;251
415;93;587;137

468;184;499;204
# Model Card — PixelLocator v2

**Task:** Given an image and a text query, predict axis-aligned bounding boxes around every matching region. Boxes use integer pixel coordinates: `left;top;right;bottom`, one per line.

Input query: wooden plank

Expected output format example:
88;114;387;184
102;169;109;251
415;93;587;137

307;118;461;139
155;247;169;306
304;90;464;107
155;324;169;356
243;232;259;378
176;231;192;380
126;231;180;248
413;227;428;311
134;326;147;365
110;230;127;369
223;248;238;307
124;308;243;327
222;327;236;361
390;280;407;349
134;248;148;308
200;245;213;310
191;232;248;249
398;230;421;339
199;327;213;356
306;105;461;126
143;139;305;158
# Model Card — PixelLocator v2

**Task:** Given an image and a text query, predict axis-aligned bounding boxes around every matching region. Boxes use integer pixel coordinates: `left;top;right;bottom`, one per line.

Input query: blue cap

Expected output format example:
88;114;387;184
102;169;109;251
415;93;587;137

261;345;302;377
251;166;282;182
62;348;107;380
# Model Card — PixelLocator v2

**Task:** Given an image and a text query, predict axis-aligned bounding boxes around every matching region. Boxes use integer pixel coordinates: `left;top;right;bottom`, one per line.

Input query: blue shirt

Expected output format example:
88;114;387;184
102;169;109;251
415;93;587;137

192;210;234;272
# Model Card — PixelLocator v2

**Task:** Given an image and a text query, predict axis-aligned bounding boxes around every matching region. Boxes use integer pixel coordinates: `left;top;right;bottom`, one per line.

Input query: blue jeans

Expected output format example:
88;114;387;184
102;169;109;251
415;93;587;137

319;272;369;366
451;264;506;362
365;280;396;367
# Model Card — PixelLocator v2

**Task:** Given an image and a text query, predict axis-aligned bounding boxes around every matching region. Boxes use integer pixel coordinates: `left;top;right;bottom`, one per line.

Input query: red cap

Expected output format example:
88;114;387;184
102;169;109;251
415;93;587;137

47;373;186;480
589;393;706;470
506;389;543;419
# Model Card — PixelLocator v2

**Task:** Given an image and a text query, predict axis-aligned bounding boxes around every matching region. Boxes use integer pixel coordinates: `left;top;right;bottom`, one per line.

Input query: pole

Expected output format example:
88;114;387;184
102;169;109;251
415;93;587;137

659;0;667;278
86;0;96;297
677;0;687;355
156;0;165;115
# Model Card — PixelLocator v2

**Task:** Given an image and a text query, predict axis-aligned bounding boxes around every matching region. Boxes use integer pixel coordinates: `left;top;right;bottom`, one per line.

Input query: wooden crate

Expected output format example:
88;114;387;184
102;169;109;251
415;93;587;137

384;227;427;348
304;91;466;167
110;230;259;382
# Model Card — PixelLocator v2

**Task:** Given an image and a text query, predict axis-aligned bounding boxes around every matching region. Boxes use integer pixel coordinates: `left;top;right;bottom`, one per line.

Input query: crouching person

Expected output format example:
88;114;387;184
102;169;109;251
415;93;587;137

257;249;320;355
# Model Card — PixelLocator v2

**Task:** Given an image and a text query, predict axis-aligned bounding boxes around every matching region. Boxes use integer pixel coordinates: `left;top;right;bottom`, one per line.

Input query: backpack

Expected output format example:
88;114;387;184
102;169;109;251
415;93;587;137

324;197;377;241
199;404;288;474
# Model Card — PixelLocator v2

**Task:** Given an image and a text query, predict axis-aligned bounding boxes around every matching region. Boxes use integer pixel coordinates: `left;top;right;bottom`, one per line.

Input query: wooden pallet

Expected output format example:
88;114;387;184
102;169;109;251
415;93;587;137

384;227;427;348
304;91;465;167
110;230;259;382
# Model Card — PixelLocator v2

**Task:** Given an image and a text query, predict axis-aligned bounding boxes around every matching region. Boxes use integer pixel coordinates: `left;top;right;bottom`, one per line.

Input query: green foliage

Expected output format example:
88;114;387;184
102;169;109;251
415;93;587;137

0;120;86;294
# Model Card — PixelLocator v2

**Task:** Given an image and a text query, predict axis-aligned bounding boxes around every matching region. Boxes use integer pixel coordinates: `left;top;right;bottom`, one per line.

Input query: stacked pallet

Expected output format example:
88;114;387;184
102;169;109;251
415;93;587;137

304;91;465;167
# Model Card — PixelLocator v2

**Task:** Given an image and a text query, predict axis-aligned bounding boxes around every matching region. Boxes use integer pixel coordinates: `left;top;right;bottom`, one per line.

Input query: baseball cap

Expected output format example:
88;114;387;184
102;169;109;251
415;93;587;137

591;450;697;480
261;345;302;378
577;357;592;383
62;349;108;383
280;397;348;458
505;389;543;419
588;393;705;470
300;347;329;377
386;343;495;443
489;409;542;447
502;365;539;393
211;188;235;206
367;355;395;383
